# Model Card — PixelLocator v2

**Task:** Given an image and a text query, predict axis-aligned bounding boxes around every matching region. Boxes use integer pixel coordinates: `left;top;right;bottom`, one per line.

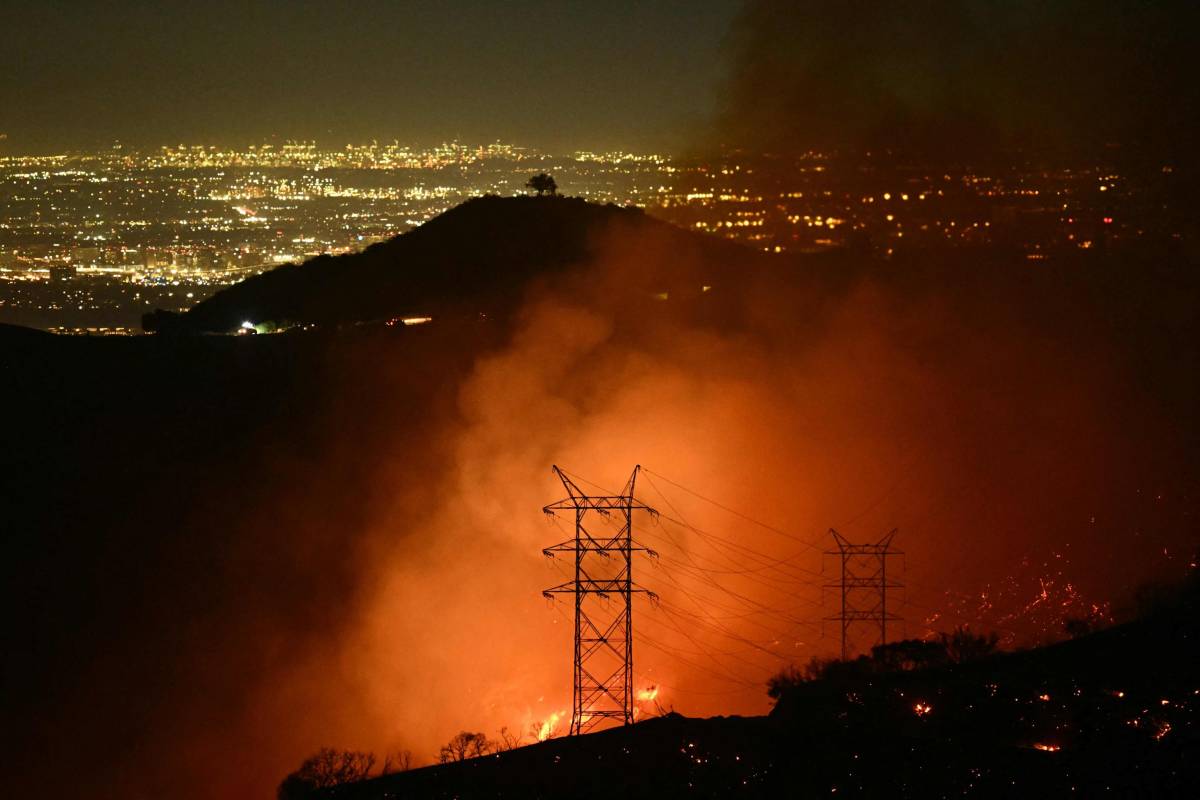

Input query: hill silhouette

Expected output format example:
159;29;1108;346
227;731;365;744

145;195;760;334
0;321;54;341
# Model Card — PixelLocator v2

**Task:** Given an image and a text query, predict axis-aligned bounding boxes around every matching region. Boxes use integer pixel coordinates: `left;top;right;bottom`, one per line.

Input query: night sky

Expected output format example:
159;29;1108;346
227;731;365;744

0;0;740;153
4;1;1198;160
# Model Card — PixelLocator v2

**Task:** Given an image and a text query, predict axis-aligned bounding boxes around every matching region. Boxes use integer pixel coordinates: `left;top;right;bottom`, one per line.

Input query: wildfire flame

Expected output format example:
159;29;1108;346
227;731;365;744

536;711;565;742
1033;743;1061;752
637;685;659;702
913;702;933;716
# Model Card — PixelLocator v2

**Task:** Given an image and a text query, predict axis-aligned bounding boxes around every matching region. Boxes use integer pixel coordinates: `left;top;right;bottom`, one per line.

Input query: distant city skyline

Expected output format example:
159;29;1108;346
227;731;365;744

0;1;739;155
3;139;1185;333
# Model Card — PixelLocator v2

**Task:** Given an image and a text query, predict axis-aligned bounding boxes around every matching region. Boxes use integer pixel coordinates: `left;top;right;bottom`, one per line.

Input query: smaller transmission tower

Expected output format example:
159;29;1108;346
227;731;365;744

542;465;658;735
825;528;903;660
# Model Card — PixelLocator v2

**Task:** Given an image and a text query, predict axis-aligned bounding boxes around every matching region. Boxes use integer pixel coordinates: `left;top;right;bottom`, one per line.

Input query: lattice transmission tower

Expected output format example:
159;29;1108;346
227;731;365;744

825;528;903;660
542;465;658;735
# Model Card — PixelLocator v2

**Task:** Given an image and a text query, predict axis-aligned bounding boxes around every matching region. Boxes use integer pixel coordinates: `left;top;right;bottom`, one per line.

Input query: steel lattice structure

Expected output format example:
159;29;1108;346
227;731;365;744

825;528;903;660
542;465;658;735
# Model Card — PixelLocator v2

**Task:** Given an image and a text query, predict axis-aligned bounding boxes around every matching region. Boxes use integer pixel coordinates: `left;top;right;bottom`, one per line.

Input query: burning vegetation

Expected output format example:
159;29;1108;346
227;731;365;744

279;566;1200;797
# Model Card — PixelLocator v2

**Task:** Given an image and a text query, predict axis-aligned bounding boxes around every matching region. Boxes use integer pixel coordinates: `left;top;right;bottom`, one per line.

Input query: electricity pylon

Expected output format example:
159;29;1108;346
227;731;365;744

825;528;903;660
542;465;658;735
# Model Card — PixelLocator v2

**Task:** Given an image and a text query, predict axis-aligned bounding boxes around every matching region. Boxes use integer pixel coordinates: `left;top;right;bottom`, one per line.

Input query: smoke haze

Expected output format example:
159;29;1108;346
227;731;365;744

238;224;1195;793
716;1;1200;163
4;209;1196;799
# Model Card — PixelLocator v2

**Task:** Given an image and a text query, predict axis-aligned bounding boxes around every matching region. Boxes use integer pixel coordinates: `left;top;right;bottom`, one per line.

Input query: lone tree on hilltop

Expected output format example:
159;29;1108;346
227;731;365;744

525;172;557;196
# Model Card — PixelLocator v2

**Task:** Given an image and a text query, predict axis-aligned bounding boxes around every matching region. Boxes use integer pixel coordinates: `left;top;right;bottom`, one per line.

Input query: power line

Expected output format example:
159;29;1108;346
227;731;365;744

544;463;1021;709
639;467;1019;636
643;467;828;554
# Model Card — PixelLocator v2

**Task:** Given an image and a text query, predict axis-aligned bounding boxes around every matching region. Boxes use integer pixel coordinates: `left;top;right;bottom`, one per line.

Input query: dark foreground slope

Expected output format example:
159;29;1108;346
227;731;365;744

322;595;1200;799
0;322;489;800
146;195;761;334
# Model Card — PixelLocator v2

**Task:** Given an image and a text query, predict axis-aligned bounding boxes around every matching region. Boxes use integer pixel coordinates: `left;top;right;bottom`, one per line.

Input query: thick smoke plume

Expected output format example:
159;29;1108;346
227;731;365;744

248;221;1193;793
715;0;1200;163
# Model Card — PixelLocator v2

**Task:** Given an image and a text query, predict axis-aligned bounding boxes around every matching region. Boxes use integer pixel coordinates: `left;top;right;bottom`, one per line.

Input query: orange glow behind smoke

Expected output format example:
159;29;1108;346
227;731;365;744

181;221;1193;796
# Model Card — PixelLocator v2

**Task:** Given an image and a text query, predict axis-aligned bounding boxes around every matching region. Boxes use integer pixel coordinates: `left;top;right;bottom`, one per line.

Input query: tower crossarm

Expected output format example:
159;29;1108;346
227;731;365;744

542;580;658;600
543;539;657;558
543;497;657;513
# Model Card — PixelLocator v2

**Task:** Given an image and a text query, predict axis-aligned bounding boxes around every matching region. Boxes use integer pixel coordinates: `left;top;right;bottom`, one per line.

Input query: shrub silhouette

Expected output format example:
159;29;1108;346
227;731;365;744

871;638;949;671
769;628;1001;697
939;627;999;663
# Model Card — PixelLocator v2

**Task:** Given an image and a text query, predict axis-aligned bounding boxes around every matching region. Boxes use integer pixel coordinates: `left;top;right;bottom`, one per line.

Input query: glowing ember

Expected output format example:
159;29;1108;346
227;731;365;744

941;552;1113;644
384;315;434;327
913;702;933;717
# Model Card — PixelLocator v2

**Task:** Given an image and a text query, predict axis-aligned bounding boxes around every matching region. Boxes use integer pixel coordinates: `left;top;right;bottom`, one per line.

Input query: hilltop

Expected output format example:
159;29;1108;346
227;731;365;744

144;195;764;334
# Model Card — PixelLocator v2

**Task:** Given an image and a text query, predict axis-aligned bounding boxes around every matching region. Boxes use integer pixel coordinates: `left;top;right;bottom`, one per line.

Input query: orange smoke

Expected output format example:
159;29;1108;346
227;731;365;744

24;215;1193;800
252;221;1187;786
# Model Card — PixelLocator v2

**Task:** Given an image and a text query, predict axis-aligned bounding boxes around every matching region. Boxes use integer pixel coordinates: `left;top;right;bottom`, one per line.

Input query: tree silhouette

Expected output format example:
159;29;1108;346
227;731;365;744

939;626;1000;663
495;726;523;752
277;748;376;800
870;638;948;671
381;749;413;774
438;731;492;763
525;172;557;196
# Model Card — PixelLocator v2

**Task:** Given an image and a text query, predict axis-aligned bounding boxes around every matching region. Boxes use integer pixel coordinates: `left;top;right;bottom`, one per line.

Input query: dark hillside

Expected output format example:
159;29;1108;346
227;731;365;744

0;323;485;799
150;196;762;334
